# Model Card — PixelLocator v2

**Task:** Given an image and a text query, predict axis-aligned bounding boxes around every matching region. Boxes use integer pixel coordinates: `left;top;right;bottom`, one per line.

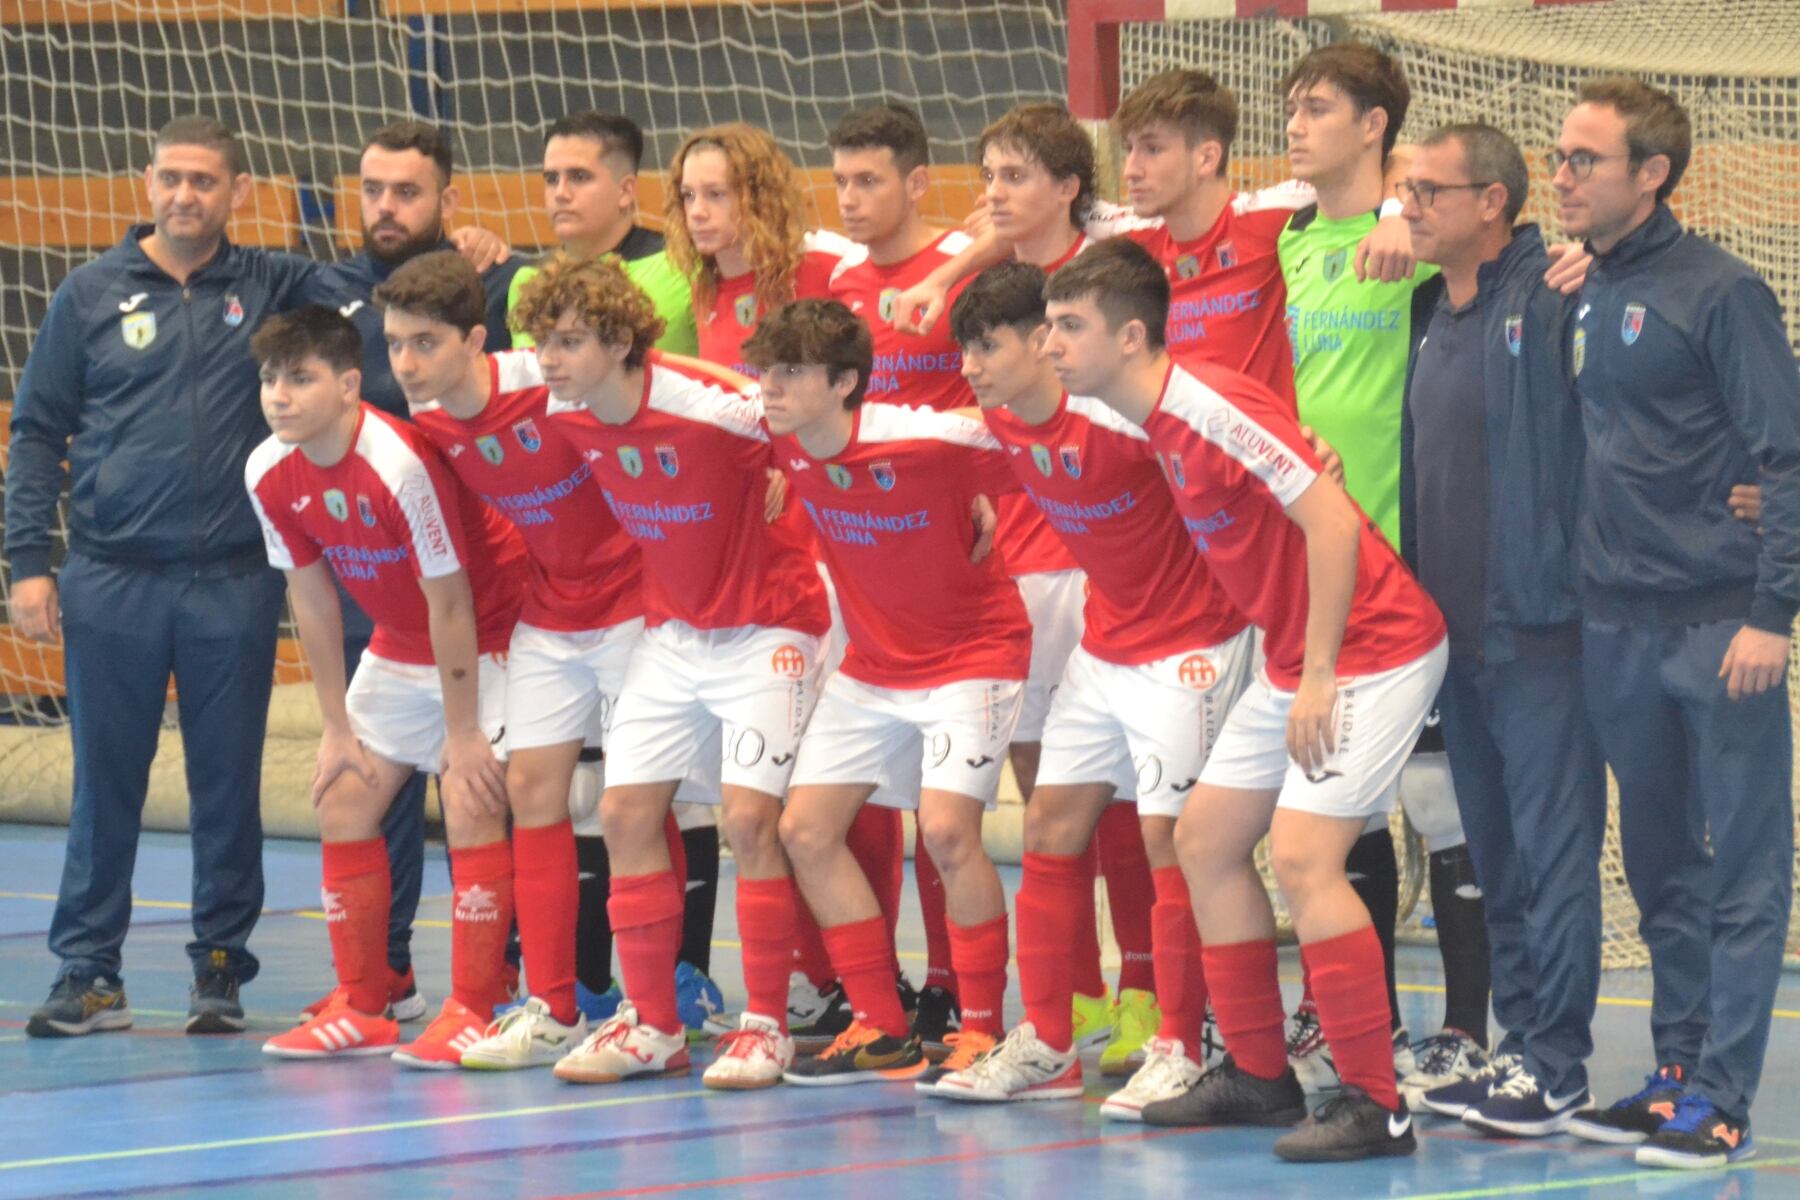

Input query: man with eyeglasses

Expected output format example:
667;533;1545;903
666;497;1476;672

1549;77;1800;1172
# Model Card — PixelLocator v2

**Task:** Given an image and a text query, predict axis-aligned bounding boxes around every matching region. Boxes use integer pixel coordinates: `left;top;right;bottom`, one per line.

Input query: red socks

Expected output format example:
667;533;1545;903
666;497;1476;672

822;915;908;1038
1097;805;1156;994
736;876;800;1032
321;838;392;1015
914;841;955;992
1151;866;1208;1059
1016;851;1088;1052
1073;840;1105;997
513;820;579;1025
847;804;905;953
1303;925;1399;1109
791;908;837;989
608;869;685;1034
1203;938;1288;1080
449;839;515;1021
947;913;1009;1037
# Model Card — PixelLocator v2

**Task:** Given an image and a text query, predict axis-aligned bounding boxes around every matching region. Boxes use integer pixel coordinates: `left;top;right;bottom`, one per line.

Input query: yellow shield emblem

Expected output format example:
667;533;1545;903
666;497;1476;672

121;311;157;350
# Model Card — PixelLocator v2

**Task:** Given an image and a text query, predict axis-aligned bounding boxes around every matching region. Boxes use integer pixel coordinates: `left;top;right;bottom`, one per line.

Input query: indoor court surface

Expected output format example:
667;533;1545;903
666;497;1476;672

3;823;1798;1200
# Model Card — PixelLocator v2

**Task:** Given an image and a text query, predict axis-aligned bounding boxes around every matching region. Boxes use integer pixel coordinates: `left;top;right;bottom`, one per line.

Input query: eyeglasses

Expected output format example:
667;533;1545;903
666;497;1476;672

1394;179;1492;208
1544;149;1629;179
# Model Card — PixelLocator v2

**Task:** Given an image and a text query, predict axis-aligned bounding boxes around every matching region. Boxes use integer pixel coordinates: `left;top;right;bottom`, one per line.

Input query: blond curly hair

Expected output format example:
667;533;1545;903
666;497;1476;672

509;251;666;369
663;122;807;318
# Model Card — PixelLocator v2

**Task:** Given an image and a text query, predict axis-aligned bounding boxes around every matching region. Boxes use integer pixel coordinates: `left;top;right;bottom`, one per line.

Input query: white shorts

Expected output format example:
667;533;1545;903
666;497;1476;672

346;650;509;772
1037;628;1257;819
791;673;1025;809
504;618;646;752
1198;640;1449;820
1014;569;1086;742
602;621;822;799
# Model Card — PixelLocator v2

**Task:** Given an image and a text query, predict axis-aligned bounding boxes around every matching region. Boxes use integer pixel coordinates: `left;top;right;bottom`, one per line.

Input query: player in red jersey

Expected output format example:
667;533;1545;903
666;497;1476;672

520;254;829;1090
1045;238;1447;1163
741;299;1031;1086
926;259;1250;1116
247;306;528;1066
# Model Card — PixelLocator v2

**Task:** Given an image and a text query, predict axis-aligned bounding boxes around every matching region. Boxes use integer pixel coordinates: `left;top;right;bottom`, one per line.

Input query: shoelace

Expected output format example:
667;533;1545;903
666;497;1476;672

1285;1011;1322;1054
716;1027;776;1060
820;1020;883;1058
1490;1065;1542;1100
1659;1092;1718;1135
1614;1069;1683;1111
940;1031;996;1072
961;1026;1049;1087
1471;1052;1520;1083
1131;1044;1196;1094
1411;1033;1467;1077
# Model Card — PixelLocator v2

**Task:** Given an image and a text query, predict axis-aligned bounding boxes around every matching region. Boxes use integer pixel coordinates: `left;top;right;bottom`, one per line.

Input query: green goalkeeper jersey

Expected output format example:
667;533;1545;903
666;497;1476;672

508;225;699;356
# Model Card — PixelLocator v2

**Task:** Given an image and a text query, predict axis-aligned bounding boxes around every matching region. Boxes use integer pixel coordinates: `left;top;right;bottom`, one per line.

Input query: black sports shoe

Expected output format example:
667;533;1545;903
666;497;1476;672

1635;1094;1754;1170
790;982;854;1054
913;983;961;1060
187;950;246;1034
1140;1055;1308;1128
26;973;133;1038
896;973;920;1024
783;1021;928;1086
1275;1086;1418;1163
1567;1064;1687;1145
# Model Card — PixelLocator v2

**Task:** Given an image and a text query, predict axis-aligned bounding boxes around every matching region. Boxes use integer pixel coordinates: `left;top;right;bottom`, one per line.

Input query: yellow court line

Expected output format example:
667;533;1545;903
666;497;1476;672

0;890;188;911
1396;1154;1800;1200
0;1087;713;1173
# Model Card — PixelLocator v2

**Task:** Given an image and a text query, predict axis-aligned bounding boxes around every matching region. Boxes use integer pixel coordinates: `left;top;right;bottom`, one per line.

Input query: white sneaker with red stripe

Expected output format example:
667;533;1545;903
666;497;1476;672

554;1001;691;1084
1100;1037;1205;1121
703;1012;793;1090
392;998;488;1070
264;1003;399;1059
933;1022;1083;1103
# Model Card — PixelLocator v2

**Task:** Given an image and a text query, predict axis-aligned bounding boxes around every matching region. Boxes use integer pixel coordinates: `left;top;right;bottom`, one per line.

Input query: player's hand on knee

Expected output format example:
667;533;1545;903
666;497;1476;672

969;494;997;563
1543;242;1593;294
1287;671;1340;777
1728;483;1763;530
313;726;379;805
1719;625;1790;701
441;728;508;819
8;575;59;644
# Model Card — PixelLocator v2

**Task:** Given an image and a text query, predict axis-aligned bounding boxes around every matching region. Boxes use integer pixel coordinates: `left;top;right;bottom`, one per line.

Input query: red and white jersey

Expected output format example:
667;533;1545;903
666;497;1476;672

410;350;644;634
771;403;1031;689
698;229;858;376
1142;361;1444;688
543;352;829;636
246;406;526;665
985;394;1248;665
828;229;976;413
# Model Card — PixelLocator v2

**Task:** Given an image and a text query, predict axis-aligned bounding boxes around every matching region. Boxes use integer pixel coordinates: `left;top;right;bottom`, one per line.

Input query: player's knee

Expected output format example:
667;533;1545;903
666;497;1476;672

1021;800;1084;856
777;805;831;866
598;787;662;851
917;810;982;874
316;785;382;843
1172;808;1216;871
721;799;780;862
1267;834;1332;902
505;759;569;827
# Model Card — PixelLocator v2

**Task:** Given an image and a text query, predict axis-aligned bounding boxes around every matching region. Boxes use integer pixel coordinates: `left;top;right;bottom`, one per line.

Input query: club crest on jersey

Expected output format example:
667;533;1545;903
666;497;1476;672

1178;654;1217;690
1030;444;1053;477
512;418;542;453
878;287;902;323
734;293;758;327
656;443;679;477
475;435;504;465
1505;315;1524;358
1059;444;1082;478
120;310;156;350
324;489;349;522
618;446;644;478
1216;241;1238;269
1322;248;1347;283
222;293;244;327
1573;327;1587;377
356;494;376;527
1174;253;1201;280
1622;302;1646;346
826;463;854;490
870;459;896;490
770;644;808;679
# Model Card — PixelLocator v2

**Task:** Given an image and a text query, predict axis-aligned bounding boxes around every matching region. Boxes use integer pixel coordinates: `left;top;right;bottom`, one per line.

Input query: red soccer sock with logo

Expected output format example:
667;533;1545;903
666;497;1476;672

1303;925;1400;1110
1151;866;1208;1059
914;842;956;993
1098;806;1157;994
607;869;685;1034
1016;851;1088;1052
948;913;1010;1038
321;837;392;1016
736;876;800;1032
449;839;515;1020
1073;840;1106;998
512;820;579;1025
847;804;905;961
1203;938;1288;1080
822;915;909;1038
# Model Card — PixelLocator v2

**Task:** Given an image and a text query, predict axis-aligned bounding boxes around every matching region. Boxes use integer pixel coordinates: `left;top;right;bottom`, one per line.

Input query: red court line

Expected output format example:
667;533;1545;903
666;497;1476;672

543;1127;1199;1199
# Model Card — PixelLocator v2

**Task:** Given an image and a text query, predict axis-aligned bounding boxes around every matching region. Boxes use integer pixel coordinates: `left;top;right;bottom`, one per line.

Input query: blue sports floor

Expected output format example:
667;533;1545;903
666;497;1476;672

3;823;1798;1200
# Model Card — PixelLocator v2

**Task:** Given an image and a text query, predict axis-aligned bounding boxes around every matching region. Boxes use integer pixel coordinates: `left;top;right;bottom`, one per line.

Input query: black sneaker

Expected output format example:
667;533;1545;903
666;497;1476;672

1461;1061;1591;1138
913;983;961;1060
187;950;246;1034
1635;1094;1754;1170
1567;1064;1686;1145
783;1021;928;1086
1420;1052;1520;1118
790;982;854;1054
896;973;920;1024
26;973;133;1038
1275;1086;1417;1162
1140;1055;1308;1128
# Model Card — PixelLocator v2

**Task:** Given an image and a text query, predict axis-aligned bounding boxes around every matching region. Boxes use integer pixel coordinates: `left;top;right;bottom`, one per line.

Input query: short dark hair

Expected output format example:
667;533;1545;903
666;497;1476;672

828;104;931;176
1043;239;1169;352
1423;123;1529;225
741;299;874;410
1282;43;1410;159
365;120;455;187
372;249;486;335
1577;76;1692;204
544;110;646;173
949;260;1049;347
979;103;1097;228
153;115;245;177
250;305;363;374
1114;68;1239;173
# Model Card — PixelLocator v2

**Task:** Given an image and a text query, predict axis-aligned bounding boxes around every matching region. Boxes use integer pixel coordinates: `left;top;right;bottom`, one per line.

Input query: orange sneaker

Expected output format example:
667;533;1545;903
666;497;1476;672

914;1029;999;1094
297;968;428;1024
264;1002;398;1059
392;998;488;1070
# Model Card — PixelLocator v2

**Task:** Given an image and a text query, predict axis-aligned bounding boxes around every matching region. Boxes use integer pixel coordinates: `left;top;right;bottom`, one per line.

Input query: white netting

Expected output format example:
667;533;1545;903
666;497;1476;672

1121;0;1800;968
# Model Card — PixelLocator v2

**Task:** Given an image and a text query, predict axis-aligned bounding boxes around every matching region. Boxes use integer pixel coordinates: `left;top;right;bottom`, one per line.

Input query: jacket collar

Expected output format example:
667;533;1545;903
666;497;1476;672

351;238;459;283
1587;203;1681;270
120;223;238;282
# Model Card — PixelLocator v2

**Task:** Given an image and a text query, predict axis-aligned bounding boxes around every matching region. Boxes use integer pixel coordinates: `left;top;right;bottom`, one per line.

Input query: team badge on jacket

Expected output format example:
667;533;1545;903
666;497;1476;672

1059;444;1082;478
476;435;505;465
735;293;758;327
878;288;902;323
223;293;245;327
357;494;377;527
870;460;896;490
120;310;157;350
826;464;854;490
324;489;349;521
618;446;644;478
512;418;542;452
1621;303;1646;346
1505;315;1523;358
1030;444;1053;477
1322;248;1347;282
656;444;679;477
1174;253;1201;280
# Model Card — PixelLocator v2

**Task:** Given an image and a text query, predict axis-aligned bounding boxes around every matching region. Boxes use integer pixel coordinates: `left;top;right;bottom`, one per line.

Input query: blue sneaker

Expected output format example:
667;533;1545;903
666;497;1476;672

1420;1052;1520;1118
675;962;723;1034
577;979;623;1024
1461;1061;1591;1138
1568;1064;1686;1145
1635;1094;1753;1169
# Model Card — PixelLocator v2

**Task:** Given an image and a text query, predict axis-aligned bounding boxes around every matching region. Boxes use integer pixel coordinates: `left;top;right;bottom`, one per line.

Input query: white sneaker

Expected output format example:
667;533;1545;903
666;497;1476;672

933;1021;1083;1103
1398;1028;1488;1106
1100;1036;1204;1122
1286;1007;1339;1092
460;996;588;1070
1392;1025;1417;1079
786;972;832;1028
702;1012;794;1090
553;1000;691;1084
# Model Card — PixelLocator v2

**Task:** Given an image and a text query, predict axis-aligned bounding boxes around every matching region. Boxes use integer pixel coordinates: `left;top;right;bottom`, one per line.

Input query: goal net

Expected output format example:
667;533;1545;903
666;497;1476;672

1107;0;1800;968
